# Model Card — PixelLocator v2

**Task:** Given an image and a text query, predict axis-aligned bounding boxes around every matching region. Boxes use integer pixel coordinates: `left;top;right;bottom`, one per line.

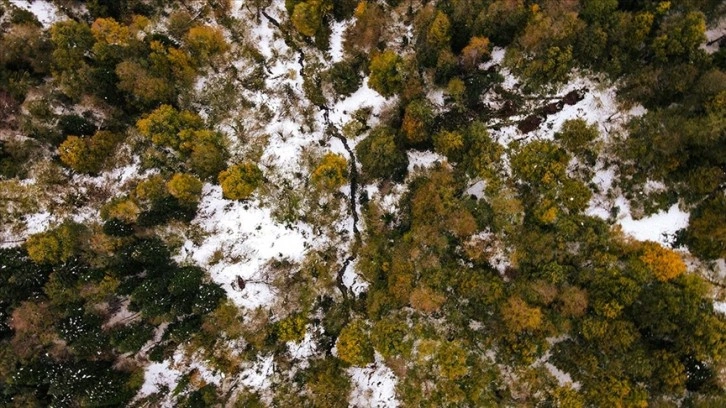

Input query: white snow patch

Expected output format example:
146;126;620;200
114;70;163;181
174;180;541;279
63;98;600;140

535;77;644;142
586;167;617;219
464;180;487;200
407;150;446;174
287;328;318;360
240;355;275;390
329;20;347;63
9;0;62;27
702;16;726;54
714;301;726;315
329;80;389;128
22;211;52;235
185;184;312;310
348;353;400;408
427;89;445;107
343;260;369;296
618;202;689;246
137;349;223;405
138;361;183;398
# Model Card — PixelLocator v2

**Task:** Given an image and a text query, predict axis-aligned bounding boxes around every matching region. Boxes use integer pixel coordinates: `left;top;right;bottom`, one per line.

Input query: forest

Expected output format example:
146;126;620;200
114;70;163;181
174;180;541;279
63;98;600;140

0;0;725;406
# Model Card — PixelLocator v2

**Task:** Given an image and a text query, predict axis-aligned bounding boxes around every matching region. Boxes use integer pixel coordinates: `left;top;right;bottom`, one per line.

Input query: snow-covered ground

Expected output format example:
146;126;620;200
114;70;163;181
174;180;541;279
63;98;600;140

181;185;312;310
348;353;399;408
8;0;62;27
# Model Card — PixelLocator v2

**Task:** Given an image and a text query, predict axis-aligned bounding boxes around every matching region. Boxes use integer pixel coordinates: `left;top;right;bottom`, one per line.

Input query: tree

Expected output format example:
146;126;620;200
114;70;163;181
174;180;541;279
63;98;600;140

218;162;264;201
166;173;203;205
311;153;348;191
58;131;121;174
410;286;445;313
49;20;94;98
401;99;435;145
426;11;451;50
184;25;229;66
291;0;332;38
433;130;464;161
686;194;726;260
356;126;408;181
136;105;204;150
25;221;86;265
336;319;374;366
501;296;543;334
116;60;175;106
460;36;490;71
639;241;686;282
368;50;404;97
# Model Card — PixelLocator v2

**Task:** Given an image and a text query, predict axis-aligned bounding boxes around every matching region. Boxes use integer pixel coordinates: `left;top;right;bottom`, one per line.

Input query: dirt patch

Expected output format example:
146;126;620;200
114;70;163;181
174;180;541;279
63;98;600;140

517;115;544;134
563;88;587;105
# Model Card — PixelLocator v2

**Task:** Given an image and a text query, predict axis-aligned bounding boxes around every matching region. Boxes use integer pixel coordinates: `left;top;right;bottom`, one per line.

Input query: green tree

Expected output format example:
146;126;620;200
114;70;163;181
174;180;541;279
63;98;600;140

432;130;464;161
368;50;404;97
218;162;264;201
401;98;435;145
58;131;121;174
136;105;204;150
686;195;726;259
501;296;543;334
291;0;333;38
49;20;94;98
356;126;408;181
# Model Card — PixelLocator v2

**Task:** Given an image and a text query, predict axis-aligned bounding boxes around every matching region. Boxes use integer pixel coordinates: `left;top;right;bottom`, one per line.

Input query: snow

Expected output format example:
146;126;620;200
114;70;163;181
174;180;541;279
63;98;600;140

343;260;369;296
587;168;690;247
139;361;183;397
464;180;487;200
702;16;726;54
9;0;62;27
617;201;689;247
715;302;726;315
329;20;347;63
328;80;389;128
240;355;275;390
406;150;446;174
137;349;223;405
348;353;400;408
22;211;52;235
287;329;318;360
184;184;312;311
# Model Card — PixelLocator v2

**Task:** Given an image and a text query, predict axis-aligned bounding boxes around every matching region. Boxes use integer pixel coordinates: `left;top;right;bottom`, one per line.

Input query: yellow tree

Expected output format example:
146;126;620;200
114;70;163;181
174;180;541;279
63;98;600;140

218;162;264;201
311;153;348;191
501;296;543;334
166;173;203;204
336;319;374;366
639;241;686;282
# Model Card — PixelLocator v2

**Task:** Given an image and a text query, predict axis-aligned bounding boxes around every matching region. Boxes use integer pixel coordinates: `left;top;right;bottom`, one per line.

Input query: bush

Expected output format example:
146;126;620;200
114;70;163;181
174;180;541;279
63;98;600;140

218;162;263;201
